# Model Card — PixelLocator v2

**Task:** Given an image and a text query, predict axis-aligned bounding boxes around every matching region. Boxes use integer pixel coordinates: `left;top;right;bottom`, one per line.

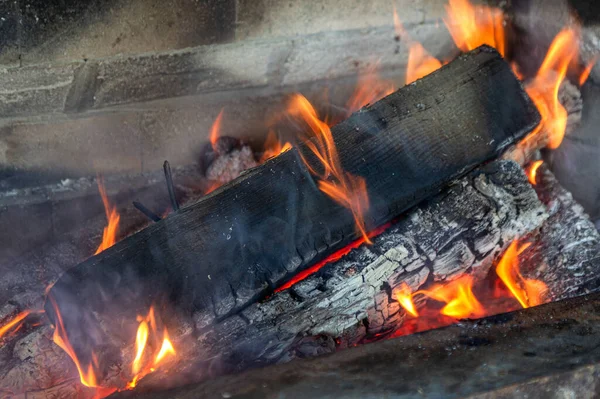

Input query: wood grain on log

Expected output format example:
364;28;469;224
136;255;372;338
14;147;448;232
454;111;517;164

115;292;600;399
46;46;540;350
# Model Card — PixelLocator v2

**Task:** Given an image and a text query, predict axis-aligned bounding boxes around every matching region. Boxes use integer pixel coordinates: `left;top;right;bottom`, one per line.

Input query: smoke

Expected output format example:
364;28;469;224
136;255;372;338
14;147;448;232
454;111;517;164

546;81;600;222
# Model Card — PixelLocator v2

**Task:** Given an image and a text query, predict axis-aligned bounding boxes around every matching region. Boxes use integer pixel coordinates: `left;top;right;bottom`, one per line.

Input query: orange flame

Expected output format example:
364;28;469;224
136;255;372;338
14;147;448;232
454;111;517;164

210;109;225;151
345;69;395;113
496;241;547;308
527;160;544;185
417;275;486;319
393;7;443;84
394;283;419;317
49;295;175;395
579;56;597;86
94;176;120;255
0;310;44;341
440;0;583;151
154;329;176;365
522;29;579;150
443;0;506;57
127;306;177;389
387;240;550;340
287;94;372;244
406;43;444;85
48;295;101;388
260;131;293;163
132;320;149;376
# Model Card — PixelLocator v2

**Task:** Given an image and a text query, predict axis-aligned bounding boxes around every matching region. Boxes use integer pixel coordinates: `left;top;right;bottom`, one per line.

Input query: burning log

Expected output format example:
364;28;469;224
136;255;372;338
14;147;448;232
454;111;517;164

45;46;540;367
6;159;600;397
114;163;600;396
165;160;548;384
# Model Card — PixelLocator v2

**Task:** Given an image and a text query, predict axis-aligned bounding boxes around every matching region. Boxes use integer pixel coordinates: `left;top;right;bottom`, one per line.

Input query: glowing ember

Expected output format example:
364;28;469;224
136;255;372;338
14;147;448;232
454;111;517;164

527;160;544;185
94;176;120;255
275;223;391;293
209;108;225;151
496;241;547;308
393;7;443;84
287;94;372;243
444;0;506;57
0;310;44;341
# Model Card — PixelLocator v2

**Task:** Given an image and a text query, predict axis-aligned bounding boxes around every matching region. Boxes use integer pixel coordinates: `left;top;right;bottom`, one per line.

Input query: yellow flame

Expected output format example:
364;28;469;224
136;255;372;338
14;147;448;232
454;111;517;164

287;94;372;244
394;283;419;317
94;176;120;255
496;241;547;308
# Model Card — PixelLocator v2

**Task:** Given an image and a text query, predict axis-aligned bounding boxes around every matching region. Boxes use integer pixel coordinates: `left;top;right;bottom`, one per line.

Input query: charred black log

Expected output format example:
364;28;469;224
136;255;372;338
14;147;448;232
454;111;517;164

45;46;540;354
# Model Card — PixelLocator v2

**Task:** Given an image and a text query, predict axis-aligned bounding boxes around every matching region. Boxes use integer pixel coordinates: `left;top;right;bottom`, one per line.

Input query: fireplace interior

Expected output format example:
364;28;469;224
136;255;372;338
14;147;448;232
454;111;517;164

1;0;600;398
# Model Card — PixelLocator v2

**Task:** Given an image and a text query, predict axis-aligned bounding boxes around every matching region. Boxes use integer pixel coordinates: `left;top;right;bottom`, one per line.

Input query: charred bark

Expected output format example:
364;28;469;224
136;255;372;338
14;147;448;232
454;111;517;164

113;292;600;399
46;46;541;350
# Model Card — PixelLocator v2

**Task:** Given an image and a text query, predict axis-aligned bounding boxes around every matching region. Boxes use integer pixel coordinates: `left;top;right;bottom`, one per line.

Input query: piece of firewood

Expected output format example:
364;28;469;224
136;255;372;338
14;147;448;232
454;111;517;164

109;160;547;394
45;46;540;357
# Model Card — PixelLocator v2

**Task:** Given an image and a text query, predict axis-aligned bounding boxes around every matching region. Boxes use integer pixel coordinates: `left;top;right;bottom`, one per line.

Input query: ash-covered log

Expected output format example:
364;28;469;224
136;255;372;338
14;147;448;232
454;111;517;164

45;46;540;354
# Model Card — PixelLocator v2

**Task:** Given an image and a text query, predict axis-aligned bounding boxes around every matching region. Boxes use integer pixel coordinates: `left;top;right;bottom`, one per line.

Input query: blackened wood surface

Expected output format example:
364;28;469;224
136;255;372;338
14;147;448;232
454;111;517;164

46;46;540;339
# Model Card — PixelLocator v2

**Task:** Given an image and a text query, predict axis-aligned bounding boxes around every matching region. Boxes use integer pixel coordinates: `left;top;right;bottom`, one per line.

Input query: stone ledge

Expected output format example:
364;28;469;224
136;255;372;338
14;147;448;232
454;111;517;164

0;22;451;119
0;23;453;176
